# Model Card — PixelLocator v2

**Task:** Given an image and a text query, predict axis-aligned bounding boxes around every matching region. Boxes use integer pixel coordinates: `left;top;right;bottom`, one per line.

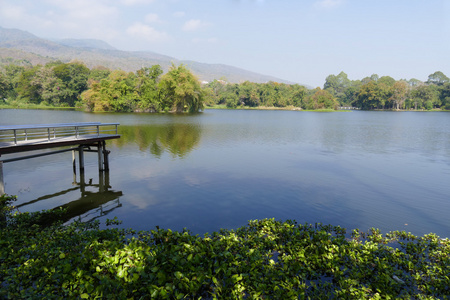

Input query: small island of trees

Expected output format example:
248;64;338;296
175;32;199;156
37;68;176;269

0;57;449;112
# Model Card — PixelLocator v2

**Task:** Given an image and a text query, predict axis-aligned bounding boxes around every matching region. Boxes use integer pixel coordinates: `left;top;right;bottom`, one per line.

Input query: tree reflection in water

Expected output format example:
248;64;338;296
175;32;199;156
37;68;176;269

114;123;202;158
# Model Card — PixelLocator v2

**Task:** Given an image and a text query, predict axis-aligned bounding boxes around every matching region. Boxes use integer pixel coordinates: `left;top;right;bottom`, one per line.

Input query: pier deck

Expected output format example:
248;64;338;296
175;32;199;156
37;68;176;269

0;122;119;155
0;122;120;195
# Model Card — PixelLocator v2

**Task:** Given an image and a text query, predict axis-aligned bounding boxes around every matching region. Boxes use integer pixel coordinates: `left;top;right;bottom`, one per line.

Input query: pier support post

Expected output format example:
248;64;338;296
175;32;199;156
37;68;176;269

99;171;105;193
79;169;86;194
97;142;104;171
102;141;110;171
78;146;85;172
0;160;4;195
72;150;77;185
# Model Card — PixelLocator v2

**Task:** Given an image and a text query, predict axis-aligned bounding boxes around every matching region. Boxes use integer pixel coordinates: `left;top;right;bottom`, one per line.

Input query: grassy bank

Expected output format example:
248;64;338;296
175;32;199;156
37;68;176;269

0;103;77;110
0;194;449;299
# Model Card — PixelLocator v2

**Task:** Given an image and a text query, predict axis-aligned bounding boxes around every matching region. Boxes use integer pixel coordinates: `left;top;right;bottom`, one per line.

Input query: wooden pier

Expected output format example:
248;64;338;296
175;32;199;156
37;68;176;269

0;122;120;195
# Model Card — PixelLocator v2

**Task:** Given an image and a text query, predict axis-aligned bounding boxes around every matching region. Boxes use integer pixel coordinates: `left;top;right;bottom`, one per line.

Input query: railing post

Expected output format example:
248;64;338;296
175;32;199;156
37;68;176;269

47;128;50;141
76;126;79;139
25;129;28;141
13;130;17;145
97;125;100;137
0;160;4;195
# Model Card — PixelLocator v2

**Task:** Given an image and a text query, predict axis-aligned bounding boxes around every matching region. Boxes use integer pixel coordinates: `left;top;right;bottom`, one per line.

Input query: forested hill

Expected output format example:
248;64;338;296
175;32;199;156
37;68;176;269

0;26;295;84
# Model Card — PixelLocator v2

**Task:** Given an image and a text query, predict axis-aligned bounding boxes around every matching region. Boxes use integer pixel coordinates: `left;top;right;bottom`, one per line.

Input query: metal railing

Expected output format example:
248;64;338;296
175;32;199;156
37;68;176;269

0;122;119;145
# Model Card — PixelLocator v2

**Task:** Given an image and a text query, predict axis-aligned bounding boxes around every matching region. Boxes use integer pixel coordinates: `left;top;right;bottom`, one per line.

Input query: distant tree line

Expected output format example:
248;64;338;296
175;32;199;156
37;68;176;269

203;71;450;111
0;60;204;113
0;59;90;107
202;80;338;110
322;71;450;110
1;58;449;111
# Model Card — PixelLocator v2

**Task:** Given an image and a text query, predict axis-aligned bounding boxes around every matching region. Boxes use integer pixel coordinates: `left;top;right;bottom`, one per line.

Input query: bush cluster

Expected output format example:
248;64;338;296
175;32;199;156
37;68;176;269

1;194;449;299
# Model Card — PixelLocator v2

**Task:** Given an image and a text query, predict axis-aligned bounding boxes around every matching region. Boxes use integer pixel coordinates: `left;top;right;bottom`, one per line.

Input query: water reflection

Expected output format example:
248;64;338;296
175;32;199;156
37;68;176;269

114;124;202;158
16;170;123;223
2;110;450;238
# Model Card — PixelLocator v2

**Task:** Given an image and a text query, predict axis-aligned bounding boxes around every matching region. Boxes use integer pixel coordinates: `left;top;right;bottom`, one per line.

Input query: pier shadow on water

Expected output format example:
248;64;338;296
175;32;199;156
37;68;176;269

16;170;123;224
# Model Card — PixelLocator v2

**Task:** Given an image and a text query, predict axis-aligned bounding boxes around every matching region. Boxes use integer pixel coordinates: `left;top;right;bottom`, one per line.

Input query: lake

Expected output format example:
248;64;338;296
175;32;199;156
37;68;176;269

1;109;450;237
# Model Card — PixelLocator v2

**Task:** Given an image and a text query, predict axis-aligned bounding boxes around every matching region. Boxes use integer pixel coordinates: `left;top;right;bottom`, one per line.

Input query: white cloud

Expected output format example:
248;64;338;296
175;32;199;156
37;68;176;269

0;3;51;28
0;0;119;39
0;3;25;21
145;13;161;23
120;0;155;5
315;0;344;9
126;22;169;42
182;19;209;31
38;0;120;41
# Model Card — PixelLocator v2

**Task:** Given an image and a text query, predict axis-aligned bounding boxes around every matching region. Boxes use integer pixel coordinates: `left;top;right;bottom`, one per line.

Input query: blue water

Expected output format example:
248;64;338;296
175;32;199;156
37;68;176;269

1;109;450;237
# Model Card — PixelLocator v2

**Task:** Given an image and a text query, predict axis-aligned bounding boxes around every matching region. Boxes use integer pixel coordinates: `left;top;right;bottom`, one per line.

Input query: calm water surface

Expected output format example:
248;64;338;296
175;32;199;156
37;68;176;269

1;109;450;237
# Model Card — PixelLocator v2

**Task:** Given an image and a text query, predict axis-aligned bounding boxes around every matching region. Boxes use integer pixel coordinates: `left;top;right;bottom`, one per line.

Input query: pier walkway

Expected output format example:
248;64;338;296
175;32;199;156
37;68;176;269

0;122;120;194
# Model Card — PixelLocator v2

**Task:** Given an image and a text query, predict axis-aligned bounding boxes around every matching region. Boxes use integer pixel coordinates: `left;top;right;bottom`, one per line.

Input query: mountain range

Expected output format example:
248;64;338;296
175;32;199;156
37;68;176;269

0;26;298;85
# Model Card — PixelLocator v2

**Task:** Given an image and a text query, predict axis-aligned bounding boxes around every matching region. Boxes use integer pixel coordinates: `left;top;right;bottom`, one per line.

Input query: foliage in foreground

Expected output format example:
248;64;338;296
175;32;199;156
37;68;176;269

0;194;449;299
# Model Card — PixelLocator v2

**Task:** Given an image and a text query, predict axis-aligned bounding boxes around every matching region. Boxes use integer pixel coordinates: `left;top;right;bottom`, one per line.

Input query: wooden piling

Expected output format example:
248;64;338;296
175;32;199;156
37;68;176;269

0;160;4;195
97;142;104;171
72;150;77;185
102;141;110;171
78;146;85;172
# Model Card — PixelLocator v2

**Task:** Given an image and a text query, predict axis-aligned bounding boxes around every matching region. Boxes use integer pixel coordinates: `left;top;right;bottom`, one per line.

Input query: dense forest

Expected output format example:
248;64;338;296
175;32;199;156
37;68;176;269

205;71;450;111
1;58;449;112
0;59;204;113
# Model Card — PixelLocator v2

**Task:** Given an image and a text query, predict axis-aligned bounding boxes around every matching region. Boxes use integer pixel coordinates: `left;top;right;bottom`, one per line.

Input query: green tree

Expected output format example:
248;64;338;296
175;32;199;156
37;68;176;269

81;70;137;112
205;79;227;105
16;65;42;103
378;76;396;87
390;81;409;110
53;61;90;106
0;72;10;102
360;74;379;85
238;81;260;107
81;80;106;111
1;64;26;100
409;84;438;110
306;88;338;110
343;81;362;107
353;81;391;110
290;84;307;108
324;71;351;105
31;66;66;106
407;78;423;87
135;65;163;112
438;83;450;109
158;64;204;113
89;66;111;82
426;71;449;86
220;83;240;108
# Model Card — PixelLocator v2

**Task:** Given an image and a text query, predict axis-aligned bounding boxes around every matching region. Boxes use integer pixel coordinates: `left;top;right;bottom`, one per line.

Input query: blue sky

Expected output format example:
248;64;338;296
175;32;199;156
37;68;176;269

0;0;448;87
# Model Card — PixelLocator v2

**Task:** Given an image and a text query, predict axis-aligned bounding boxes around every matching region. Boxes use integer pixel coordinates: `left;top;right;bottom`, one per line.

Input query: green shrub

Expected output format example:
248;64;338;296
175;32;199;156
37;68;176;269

0;197;449;299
